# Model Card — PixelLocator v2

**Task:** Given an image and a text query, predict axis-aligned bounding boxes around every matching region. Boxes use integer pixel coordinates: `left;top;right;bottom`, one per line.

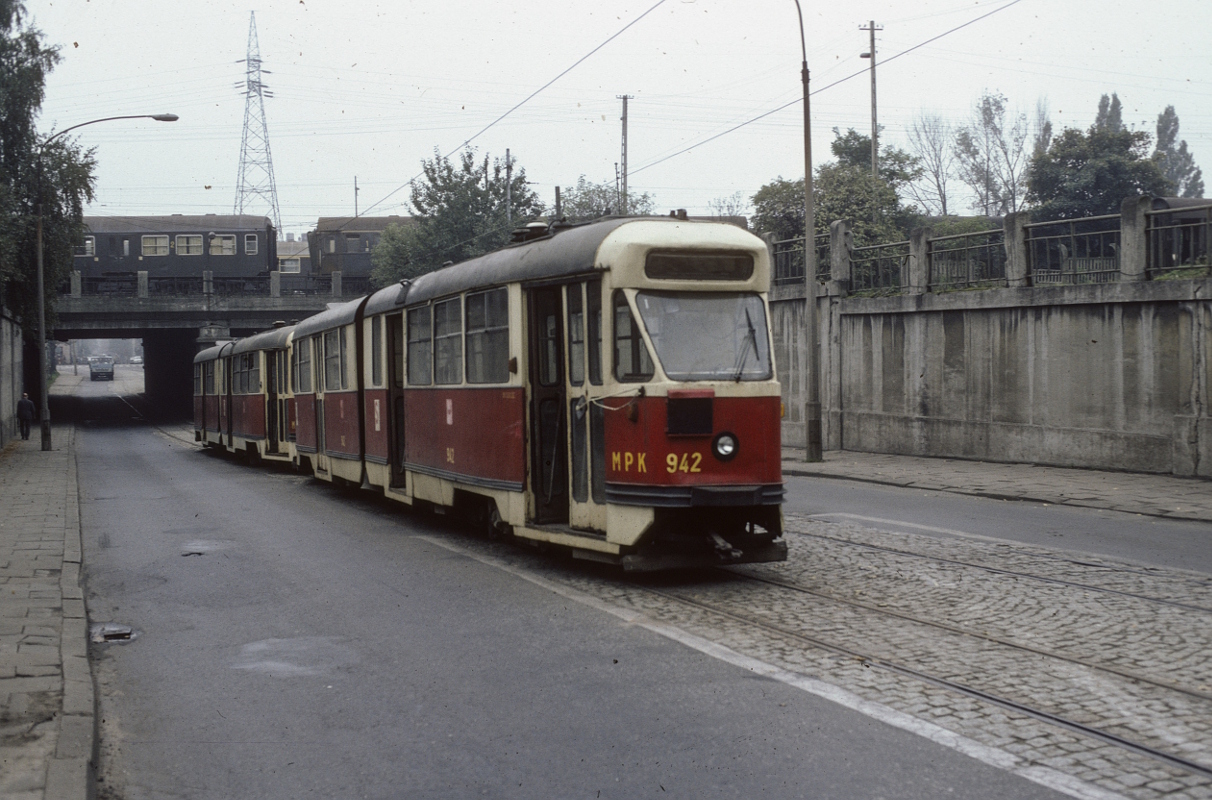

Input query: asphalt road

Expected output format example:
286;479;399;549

783;475;1212;576
66;388;1066;800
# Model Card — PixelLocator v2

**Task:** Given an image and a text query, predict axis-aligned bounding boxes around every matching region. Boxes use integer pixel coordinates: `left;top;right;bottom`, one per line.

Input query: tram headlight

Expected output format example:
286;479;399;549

712;432;738;462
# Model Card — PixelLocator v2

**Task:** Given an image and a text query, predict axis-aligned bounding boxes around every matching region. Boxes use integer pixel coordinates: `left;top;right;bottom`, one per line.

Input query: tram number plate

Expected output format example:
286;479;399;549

666;453;703;474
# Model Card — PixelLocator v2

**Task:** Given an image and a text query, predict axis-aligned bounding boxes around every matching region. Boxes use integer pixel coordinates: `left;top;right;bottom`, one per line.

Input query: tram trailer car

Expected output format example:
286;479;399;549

194;325;295;462
196;216;787;570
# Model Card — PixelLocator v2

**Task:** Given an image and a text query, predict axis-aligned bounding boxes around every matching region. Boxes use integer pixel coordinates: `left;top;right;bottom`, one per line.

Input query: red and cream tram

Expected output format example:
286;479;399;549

196;216;786;569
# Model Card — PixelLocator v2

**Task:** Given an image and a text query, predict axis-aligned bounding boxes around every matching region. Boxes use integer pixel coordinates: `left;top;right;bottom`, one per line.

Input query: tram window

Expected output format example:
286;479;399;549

567;285;585;386
392;315;404;390
324;329;343;391
434;297;463;385
297;338;312;393
249;353;260;394
613;292;654;382
371;315;383;387
203;363;214;395
194;364;202;396
587;280;603;386
466;288;509;384
407;306;432;385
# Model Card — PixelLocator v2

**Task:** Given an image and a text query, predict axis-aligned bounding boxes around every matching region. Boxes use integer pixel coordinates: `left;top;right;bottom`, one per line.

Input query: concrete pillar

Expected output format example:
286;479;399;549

137;270;149;298
907;227;932;295
331;270;342;297
270;271;281;298
1120;195;1151;282
203;270;214;296
1003;212;1030;287
70;270;82;298
829;220;852;286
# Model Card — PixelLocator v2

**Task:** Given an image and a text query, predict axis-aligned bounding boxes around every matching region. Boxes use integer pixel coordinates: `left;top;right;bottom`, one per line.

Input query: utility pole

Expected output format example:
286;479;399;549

860;20;882;225
505;148;512;227
554;186;562;220
354;176;359;217
617;95;633;213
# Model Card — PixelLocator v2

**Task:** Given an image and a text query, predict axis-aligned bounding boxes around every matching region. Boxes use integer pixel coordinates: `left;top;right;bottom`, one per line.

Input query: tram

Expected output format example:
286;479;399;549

195;216;787;570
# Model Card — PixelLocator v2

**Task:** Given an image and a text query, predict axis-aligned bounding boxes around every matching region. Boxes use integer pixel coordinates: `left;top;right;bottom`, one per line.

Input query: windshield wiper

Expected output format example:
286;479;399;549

732;307;759;381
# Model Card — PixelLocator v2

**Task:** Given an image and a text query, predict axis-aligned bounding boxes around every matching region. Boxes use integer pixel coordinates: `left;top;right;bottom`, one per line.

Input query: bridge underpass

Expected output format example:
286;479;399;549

54;294;335;416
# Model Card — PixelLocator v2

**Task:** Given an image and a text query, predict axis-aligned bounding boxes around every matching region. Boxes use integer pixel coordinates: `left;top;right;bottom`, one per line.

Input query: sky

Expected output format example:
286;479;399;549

27;0;1212;238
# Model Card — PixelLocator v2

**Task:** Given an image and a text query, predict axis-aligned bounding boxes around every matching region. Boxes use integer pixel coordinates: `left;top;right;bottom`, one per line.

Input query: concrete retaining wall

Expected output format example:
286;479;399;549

773;278;1211;477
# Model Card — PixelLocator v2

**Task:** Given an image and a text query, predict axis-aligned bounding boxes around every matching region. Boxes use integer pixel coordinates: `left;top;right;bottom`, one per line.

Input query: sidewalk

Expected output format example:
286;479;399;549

1;374;92;800
782;447;1212;523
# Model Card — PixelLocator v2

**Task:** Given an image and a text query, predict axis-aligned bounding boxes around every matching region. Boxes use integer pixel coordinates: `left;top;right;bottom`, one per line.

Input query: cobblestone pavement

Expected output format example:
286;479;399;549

414;510;1212;800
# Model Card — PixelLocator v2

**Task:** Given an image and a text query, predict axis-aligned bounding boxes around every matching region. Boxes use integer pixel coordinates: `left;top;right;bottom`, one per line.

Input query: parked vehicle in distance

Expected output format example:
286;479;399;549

89;355;115;381
130;355;143;365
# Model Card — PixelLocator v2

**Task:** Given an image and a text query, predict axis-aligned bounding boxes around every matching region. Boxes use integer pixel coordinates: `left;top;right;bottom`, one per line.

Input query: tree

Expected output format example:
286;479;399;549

557;175;653;222
1154;105;1204;198
0;0;95;335
707;192;748;220
954;91;1030;216
1027;126;1171;220
1094;93;1124;133
905;113;956;216
370;148;543;286
751;133;916;248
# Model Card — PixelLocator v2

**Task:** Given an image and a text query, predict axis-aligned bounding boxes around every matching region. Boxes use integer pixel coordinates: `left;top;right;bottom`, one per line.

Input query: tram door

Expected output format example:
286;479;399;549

223;356;234;448
265;351;279;453
528;287;569;525
387;314;407;488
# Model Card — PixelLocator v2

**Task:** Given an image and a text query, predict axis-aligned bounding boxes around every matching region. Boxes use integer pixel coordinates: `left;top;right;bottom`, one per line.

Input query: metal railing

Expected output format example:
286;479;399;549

1146;202;1212;278
772;234;830;286
62;273;372;298
851;239;909;292
148;277;204;296
82;276;136;295
929;228;1007;290
1026;215;1121;285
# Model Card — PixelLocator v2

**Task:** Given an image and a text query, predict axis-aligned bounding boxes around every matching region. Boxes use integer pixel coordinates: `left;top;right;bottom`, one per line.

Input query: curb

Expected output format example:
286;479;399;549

46;427;94;800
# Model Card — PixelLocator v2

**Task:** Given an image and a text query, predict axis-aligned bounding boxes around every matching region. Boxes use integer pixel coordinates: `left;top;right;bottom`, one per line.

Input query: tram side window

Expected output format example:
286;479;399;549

587;279;603;386
204;362;215;395
613;292;654;382
407;306;432;385
434;297;463;385
567;285;585;386
249;353;260;394
466;288;508;384
324;329;344;391
294;338;312;394
194;364;202;396
371;315;383;387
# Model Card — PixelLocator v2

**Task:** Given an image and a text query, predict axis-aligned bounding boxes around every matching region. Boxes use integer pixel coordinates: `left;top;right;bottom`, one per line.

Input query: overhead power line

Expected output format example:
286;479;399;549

358;0;670;219
630;0;1026;177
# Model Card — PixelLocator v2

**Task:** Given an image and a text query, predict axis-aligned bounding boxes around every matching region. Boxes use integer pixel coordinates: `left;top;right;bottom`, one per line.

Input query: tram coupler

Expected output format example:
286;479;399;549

710;531;743;562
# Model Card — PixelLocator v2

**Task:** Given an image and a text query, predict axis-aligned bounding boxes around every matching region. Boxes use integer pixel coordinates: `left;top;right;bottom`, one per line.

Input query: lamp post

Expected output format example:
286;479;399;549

35;113;178;450
791;1;822;462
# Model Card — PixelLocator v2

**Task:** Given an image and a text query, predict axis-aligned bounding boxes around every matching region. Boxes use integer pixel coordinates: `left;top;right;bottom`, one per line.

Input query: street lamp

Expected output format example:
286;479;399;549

35;113;178;450
791;1;822;462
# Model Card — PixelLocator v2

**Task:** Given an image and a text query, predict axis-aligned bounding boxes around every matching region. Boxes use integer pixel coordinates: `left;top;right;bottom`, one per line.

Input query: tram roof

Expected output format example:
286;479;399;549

231;324;293;355
294;297;368;338
364;216;747;315
194;341;235;364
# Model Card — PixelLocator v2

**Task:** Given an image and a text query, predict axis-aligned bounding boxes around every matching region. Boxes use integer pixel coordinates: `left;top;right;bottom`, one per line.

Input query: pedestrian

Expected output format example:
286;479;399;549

17;392;35;440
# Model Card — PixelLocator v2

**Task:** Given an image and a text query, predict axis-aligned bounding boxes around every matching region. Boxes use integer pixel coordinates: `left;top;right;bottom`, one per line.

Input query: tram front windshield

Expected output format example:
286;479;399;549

634;291;772;381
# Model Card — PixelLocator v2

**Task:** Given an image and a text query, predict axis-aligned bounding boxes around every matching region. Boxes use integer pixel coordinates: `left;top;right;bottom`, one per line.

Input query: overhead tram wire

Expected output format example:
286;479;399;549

355;0;671;222
629;0;1027;178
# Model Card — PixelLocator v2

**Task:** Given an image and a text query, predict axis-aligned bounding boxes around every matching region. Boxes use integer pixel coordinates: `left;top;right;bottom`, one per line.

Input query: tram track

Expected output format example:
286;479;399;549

640;579;1212;781
787;524;1212;615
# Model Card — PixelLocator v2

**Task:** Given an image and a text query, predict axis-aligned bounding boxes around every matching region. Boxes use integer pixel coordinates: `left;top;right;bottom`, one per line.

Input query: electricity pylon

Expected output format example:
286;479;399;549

233;11;281;231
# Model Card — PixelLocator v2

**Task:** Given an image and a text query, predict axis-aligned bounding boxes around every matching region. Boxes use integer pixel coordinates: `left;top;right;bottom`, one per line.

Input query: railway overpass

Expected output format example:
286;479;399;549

53;271;367;414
